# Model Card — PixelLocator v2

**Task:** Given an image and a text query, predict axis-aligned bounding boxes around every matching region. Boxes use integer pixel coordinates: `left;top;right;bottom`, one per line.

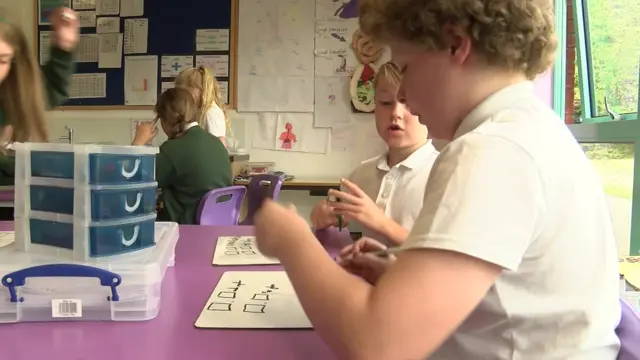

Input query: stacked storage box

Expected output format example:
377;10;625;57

13;143;159;261
0;143;180;323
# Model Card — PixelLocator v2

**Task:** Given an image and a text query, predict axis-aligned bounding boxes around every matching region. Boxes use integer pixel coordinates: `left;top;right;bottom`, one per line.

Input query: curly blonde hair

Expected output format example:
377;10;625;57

359;0;557;80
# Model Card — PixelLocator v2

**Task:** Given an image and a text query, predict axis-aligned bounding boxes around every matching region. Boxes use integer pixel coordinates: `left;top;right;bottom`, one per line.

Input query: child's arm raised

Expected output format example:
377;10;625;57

41;8;78;109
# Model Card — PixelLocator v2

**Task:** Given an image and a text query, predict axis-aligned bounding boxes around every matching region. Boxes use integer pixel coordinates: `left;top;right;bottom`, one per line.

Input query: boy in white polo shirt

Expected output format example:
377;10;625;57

310;62;438;246
251;0;621;359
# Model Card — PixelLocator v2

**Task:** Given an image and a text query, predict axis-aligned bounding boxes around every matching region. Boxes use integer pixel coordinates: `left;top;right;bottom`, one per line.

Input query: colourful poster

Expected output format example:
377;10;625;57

39;0;71;25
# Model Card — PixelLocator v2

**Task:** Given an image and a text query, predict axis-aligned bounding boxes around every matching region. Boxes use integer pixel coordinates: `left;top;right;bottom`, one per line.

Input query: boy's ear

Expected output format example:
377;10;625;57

442;24;471;64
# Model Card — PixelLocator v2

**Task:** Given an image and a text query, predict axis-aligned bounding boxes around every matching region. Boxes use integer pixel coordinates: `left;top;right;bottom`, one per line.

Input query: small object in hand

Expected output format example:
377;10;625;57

61;11;76;20
327;194;342;231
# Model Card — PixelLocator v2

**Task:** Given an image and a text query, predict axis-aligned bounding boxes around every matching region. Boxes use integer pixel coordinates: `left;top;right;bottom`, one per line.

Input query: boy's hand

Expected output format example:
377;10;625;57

0;126;13;156
132;119;158;145
310;199;349;229
338;237;394;284
254;200;312;258
50;8;79;52
328;178;386;233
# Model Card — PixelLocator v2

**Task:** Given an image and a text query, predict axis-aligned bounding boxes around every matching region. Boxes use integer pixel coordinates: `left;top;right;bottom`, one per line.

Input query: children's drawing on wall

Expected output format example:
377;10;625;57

213;236;280;265
314;20;359;77
195;271;312;329
350;29;384;113
314;77;351;128
279;122;297;150
316;0;358;21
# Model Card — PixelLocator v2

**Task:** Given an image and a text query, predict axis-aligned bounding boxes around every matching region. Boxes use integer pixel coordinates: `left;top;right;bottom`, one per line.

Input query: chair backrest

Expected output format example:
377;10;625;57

617;297;640;360
196;186;247;226
241;174;284;225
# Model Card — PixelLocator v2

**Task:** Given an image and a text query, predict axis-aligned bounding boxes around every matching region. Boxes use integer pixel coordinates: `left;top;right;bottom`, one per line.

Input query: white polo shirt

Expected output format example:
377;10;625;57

405;82;620;359
348;141;439;246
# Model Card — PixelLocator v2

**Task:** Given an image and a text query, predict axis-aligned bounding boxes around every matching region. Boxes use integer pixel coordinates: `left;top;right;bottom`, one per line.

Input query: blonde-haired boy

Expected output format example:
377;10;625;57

252;1;620;359
311;62;438;246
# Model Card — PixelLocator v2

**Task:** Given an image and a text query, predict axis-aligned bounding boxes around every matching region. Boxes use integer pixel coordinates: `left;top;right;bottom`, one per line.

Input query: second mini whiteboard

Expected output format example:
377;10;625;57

212;236;280;265
195;271;312;329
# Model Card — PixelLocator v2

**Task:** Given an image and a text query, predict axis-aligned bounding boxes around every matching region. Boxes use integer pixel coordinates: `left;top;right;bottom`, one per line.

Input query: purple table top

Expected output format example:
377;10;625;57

0;223;352;360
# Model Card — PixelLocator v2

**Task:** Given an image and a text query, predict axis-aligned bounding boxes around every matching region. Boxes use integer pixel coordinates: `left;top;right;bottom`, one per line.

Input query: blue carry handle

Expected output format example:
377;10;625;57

1;264;122;303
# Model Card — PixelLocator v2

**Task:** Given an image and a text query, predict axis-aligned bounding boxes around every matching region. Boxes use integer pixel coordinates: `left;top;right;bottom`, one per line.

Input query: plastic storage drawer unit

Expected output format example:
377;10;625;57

14;143;158;185
29;181;157;221
16;212;157;259
0;222;179;323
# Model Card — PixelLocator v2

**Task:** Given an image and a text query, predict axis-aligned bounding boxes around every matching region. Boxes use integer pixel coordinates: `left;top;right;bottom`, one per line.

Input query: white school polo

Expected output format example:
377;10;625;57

348;141;439;246
204;105;226;137
404;82;620;359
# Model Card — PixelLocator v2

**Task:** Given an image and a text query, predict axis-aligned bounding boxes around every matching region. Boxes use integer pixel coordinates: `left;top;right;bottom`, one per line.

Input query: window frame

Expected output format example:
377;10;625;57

563;0;640;254
571;0;639;122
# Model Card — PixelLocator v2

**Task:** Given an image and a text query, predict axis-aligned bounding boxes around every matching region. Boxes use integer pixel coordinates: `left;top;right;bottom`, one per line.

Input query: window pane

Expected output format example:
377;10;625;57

585;0;640;116
582;143;633;255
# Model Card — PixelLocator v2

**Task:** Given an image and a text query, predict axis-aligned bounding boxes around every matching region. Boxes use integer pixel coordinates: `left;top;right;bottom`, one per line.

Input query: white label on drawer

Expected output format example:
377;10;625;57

52;299;83;318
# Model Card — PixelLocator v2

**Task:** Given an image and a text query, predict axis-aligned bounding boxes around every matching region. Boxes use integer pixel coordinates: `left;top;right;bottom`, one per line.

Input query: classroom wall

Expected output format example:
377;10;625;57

2;0;554;224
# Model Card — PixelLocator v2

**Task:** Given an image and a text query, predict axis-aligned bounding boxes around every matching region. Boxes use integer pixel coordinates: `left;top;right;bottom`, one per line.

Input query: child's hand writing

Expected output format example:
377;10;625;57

254;200;312;258
50;8;79;52
310;199;349;230
133;119;158;146
338;237;394;285
328;178;386;233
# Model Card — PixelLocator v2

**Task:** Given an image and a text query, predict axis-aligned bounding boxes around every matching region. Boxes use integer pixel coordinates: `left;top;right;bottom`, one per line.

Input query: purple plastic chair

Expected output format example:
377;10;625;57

617;298;640;359
240;174;283;225
196;186;246;226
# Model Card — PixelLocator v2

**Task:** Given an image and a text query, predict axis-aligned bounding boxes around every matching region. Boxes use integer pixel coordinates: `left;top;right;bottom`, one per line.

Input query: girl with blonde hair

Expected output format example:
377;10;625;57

0;7;78;184
174;66;230;147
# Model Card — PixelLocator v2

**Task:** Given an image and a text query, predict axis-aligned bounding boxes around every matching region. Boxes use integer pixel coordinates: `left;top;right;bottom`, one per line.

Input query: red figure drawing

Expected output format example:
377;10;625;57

279;122;297;150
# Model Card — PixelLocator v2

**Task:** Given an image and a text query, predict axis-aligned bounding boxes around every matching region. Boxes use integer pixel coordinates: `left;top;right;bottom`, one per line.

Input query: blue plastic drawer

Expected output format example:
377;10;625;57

29;215;156;258
30;184;157;221
30;151;155;184
91;185;156;220
89;154;155;184
30;186;73;214
30;151;74;179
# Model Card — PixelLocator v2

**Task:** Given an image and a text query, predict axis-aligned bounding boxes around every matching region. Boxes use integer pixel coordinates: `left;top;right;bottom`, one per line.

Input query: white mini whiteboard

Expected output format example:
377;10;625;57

0;231;14;248
212;236;280;265
195;271;312;329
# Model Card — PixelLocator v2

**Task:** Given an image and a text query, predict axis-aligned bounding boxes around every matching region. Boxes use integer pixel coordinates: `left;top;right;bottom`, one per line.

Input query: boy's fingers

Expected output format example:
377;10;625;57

339;244;355;256
340;178;366;197
328;189;361;204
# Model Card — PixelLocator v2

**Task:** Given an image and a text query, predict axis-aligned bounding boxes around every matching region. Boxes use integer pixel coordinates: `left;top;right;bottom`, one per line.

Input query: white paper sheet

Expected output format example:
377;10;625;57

120;0;143;17
96;0;120;15
97;17;120;33
331;123;354;151
124;18;148;54
252;113;278;150
0;231;15;248
195;54;229;77
212;236;279;265
275;113;328;153
314;20;358;77
218;80;229;104
98;33;123;68
237;0;315;112
73;0;96;10
160;55;194;78
124;55;158;105
69;73;107;98
77;34;99;62
313;77;351;128
39;31;53;65
196;29;229;51
195;271;312;329
77;11;96;27
161;81;174;93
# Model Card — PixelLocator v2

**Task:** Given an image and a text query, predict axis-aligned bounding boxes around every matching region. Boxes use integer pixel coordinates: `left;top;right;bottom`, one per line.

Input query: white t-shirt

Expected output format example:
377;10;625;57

405;82;620;359
348;141;439;246
203;106;226;138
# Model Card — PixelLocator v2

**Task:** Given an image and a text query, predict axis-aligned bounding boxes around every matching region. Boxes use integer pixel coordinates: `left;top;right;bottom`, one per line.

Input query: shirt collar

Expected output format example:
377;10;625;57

453;81;535;139
376;140;438;171
184;122;199;130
